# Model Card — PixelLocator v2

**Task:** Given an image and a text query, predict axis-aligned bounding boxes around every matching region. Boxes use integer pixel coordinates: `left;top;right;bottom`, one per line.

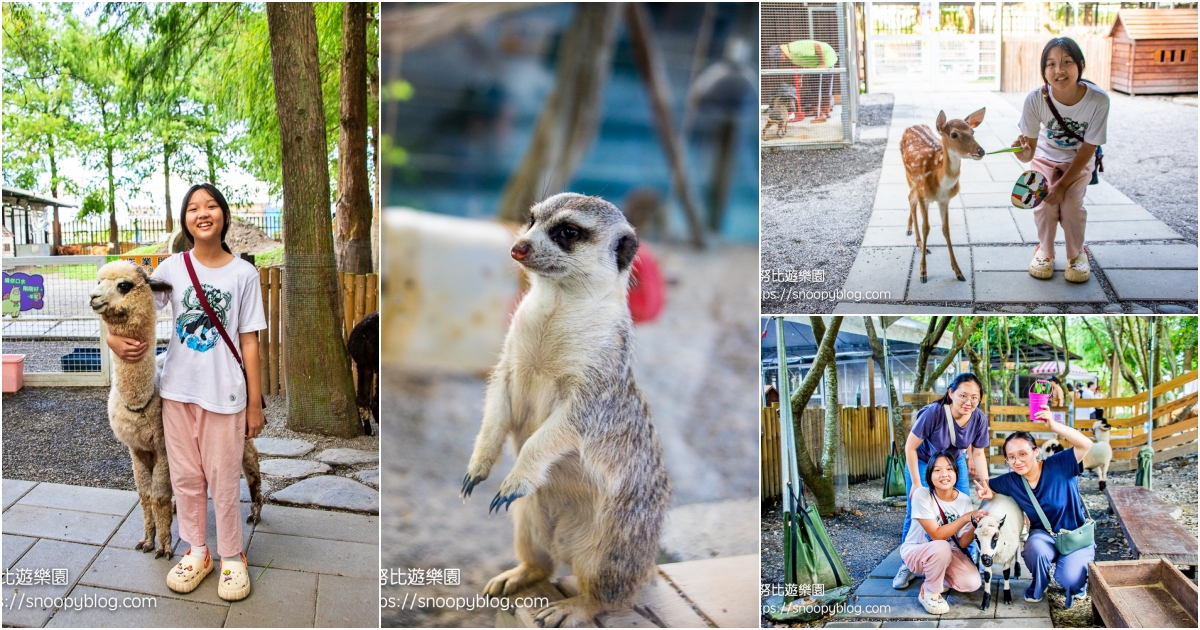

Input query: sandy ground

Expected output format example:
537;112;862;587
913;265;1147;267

380;241;760;628
761;452;1198;628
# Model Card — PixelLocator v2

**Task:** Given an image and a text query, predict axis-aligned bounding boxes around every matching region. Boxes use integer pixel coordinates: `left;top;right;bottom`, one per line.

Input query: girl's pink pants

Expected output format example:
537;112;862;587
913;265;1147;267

903;539;982;596
162;399;246;558
1030;155;1095;262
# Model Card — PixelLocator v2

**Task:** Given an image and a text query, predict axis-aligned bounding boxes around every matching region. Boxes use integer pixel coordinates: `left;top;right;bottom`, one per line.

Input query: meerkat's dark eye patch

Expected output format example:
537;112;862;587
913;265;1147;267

548;222;591;251
117;281;135;294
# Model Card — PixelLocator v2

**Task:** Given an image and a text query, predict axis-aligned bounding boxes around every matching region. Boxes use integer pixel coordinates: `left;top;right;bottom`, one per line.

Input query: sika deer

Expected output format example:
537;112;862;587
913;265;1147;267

901;109;986;283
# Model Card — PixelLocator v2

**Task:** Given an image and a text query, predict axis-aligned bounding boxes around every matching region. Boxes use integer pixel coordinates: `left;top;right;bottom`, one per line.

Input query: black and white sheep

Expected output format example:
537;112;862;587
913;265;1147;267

972;492;1025;609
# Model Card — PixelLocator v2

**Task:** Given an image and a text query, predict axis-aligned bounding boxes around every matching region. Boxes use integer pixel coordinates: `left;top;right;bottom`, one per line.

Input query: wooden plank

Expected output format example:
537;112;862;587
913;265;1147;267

1106;487;1198;565
1088;563;1125;627
558;573;708;628
1162;560;1199;621
658;555;758;628
365;273;378;315
498;580;572;628
354;273;367;327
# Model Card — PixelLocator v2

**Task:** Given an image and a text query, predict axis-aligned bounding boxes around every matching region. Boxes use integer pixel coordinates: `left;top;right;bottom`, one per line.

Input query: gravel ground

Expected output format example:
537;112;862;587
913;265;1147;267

997;91;1198;246
381;242;760;628
761;94;894;314
761;452;1198;628
1;387;379;506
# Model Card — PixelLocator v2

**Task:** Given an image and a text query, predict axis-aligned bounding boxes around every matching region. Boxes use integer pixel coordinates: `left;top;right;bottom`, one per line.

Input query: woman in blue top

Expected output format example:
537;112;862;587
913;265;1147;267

976;407;1095;607
894;374;992;589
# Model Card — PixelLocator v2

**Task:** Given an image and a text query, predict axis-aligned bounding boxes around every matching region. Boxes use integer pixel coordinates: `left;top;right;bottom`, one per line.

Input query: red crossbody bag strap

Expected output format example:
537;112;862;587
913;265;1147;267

183;251;267;411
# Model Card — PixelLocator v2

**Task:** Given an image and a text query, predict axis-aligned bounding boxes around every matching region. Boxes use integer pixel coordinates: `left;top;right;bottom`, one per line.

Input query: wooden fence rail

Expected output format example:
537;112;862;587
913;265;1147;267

762;405;896;500
256;268;378;397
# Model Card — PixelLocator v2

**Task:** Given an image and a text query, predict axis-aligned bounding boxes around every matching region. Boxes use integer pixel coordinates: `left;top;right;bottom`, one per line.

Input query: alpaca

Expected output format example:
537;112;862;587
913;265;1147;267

347;311;378;436
90;261;264;560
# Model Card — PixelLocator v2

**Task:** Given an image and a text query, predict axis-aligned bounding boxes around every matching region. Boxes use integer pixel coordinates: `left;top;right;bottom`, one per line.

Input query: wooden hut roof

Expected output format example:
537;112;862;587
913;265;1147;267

1108;9;1198;41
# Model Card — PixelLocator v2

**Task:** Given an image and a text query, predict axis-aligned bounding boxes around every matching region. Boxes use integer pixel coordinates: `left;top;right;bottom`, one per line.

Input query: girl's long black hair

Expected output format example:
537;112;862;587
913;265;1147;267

1041;37;1091;85
924;449;959;492
938;372;982;405
179;183;233;254
1003;430;1039;457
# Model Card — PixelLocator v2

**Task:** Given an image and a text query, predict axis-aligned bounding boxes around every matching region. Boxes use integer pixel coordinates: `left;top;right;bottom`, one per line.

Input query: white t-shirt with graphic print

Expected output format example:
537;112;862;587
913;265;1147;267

152;253;267;414
1019;82;1109;164
901;486;974;559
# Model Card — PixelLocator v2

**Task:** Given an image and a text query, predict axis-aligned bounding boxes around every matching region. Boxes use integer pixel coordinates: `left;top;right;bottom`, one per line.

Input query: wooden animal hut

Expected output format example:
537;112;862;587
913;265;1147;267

1109;9;1198;95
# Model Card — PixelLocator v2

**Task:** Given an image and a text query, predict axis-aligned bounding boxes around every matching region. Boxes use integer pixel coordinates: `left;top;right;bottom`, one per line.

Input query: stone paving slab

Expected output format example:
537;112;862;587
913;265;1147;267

4;533;38;569
354;469;379;489
937;619;1054;628
253;437;315;457
1085;220;1183;241
869;547;906;579
864;224;968;248
881;622;937;628
17;482;140;516
1089;243;1199;269
971;247;1065;272
110;499;255;555
1104;269;1198;301
226;566;318;627
316;448;379;466
834;596;938;620
3;504;125;545
4;478;38;510
259;458;331;479
984;579;1045;618
964;209;1024;244
245;532;376;579
906;248;973;302
1085;182;1134;205
46;584;230;628
826;623;882;628
833;303;971;314
5;539;103;627
271;475;379;514
975;271;1107;303
985;161;1024;182
869;208;966;228
1083;204;1157;222
315;574;378;628
843;247;914;298
81;546;230;607
253;504;378;545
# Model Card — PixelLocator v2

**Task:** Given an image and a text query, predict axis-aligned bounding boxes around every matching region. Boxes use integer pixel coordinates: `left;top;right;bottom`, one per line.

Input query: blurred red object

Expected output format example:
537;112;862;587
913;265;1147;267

628;244;665;323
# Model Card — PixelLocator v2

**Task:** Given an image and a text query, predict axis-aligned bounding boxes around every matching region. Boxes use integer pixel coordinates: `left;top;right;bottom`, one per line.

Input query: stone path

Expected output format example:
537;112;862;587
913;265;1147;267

253;438;379;515
836;91;1197;314
823;545;1052;628
2;478;377;627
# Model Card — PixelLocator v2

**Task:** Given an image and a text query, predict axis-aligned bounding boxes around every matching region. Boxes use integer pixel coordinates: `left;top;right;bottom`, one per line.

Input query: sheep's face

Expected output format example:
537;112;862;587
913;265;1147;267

1093;418;1111;437
90;261;172;321
1040;438;1065;460
971;514;1007;567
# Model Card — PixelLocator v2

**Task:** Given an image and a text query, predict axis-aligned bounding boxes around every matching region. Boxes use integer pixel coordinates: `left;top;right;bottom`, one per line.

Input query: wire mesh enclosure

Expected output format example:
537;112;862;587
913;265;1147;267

2;255;170;385
865;1;1001;92
761;1;858;150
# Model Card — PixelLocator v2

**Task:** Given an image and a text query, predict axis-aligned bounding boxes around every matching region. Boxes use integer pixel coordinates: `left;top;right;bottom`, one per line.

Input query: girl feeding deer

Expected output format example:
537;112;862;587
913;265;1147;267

1011;37;1110;283
976;410;1096;608
106;183;266;601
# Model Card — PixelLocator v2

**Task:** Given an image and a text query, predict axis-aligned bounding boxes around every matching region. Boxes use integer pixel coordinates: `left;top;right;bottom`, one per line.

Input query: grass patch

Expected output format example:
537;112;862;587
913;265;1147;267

123;243;163;256
255;246;284;267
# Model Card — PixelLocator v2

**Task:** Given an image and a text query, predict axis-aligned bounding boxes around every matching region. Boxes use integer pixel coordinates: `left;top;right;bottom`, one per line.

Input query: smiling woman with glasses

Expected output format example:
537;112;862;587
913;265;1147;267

976;410;1096;608
893;373;993;591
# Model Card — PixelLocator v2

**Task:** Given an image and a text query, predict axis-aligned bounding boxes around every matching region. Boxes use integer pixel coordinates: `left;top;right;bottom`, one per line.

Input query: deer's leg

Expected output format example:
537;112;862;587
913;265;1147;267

919;199;932;283
906;191;917;237
939;200;965;281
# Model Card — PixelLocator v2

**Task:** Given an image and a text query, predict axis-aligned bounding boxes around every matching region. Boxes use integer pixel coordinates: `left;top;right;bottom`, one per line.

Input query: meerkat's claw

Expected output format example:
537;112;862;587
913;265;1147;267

489;490;524;515
462;473;485;499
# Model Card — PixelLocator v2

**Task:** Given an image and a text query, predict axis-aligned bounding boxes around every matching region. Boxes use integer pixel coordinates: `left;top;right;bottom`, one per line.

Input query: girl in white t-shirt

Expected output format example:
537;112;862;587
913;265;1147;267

106;184;266;601
897;451;986;615
1011;37;1110;283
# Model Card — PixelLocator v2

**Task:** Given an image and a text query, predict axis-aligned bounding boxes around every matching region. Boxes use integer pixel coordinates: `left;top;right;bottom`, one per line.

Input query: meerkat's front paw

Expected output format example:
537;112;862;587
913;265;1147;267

533;596;601;628
461;455;496;499
488;474;532;514
483;563;551;598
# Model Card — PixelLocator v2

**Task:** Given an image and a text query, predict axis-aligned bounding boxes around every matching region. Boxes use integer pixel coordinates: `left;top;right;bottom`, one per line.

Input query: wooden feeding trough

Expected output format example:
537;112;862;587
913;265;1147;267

1089;559;1197;628
1109;9;1198;95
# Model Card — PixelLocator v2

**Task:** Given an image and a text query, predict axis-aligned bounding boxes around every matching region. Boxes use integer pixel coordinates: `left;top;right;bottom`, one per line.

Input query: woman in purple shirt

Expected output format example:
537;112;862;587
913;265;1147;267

893;374;992;589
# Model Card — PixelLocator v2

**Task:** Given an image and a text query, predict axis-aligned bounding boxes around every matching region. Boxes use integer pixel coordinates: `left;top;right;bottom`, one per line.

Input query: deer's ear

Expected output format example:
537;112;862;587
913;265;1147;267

935;110;947;132
966;108;986;128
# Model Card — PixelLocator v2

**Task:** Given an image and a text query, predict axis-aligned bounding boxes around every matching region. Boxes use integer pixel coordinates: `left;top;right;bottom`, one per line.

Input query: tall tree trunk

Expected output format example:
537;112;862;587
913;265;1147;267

496;3;619;223
790;316;843;516
914;317;952;393
920;316;982;392
164;142;174;232
49;143;61;250
335;1;373;274
819;344;841;516
366;3;380;272
267;1;361;437
863;316;903;443
106;146;118;247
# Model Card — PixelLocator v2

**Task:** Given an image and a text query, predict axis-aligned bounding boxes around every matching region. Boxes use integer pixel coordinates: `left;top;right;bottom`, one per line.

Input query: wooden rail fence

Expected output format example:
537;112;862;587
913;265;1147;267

1002;36;1113;92
762;404;896;500
255;268;378;397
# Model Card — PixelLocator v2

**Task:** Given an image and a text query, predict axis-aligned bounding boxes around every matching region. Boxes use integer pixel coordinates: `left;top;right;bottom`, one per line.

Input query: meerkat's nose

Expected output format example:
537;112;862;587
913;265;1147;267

511;242;531;261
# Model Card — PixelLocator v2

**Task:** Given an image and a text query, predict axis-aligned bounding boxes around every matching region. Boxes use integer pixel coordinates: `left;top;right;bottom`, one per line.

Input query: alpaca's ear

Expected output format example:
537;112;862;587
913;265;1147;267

148;278;173;293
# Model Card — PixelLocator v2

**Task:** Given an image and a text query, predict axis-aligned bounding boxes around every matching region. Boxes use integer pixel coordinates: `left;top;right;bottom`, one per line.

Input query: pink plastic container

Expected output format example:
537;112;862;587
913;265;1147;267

1028;379;1050;421
3;354;25;393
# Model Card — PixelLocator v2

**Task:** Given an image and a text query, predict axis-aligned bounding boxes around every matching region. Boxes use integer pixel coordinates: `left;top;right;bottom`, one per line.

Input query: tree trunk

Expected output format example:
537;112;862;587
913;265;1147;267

496;4;619;223
914;317;952;393
49;144;61;250
819;345;841;516
790;316;843;516
267;1;361;437
164;142;174;233
334;1;373;274
863;317;903;445
920;316;982;392
366;3;380;272
106;146;118;247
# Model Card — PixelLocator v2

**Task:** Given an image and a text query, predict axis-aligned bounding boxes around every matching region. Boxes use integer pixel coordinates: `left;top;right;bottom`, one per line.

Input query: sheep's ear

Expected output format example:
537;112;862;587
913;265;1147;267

998;515;1007;529
148;278;173;293
970;516;978;528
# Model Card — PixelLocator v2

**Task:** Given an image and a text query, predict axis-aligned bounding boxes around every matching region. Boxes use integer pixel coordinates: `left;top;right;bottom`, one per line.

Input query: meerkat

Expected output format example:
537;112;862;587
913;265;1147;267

460;193;671;628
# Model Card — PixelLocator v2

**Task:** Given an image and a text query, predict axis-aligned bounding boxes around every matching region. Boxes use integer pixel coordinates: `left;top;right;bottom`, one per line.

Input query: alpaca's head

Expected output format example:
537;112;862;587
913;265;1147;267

90;261;172;323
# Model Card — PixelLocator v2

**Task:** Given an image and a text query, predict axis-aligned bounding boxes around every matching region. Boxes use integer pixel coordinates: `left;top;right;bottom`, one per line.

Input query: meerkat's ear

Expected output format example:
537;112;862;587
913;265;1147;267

615;233;638;273
148;277;173;293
